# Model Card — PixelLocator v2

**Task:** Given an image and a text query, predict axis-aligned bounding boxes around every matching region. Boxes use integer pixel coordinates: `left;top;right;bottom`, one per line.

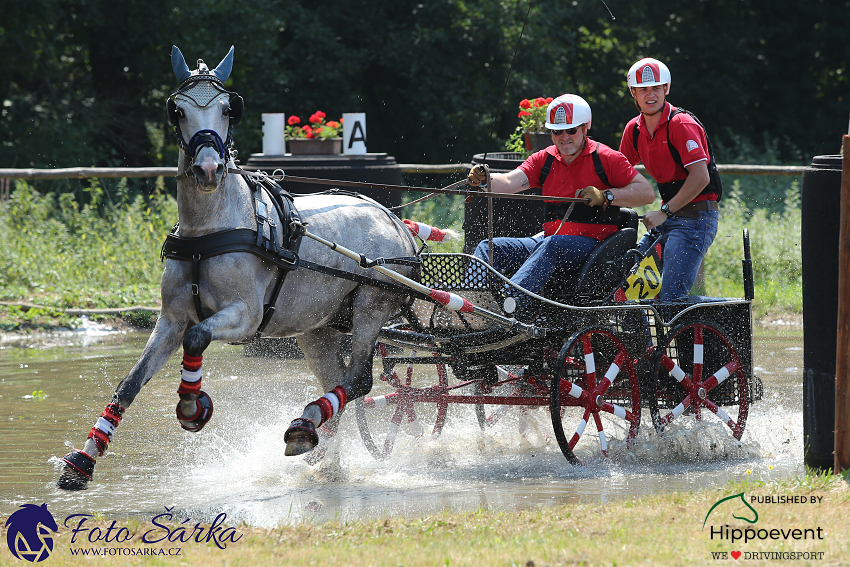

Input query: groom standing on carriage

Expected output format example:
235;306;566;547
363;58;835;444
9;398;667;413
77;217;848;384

467;94;654;313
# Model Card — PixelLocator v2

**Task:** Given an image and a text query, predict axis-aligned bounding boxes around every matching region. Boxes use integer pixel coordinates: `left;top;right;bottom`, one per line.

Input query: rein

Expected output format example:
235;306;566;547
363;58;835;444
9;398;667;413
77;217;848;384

227;168;588;205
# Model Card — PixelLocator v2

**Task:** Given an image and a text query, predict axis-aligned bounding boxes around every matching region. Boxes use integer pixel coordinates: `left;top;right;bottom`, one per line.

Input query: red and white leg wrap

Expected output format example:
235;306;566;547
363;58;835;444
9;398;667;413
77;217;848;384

306;386;348;427
402;219;452;242
177;353;203;394
87;403;125;456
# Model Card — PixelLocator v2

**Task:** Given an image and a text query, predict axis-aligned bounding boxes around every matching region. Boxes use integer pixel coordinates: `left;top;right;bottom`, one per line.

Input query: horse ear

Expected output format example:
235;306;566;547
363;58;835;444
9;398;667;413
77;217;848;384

229;95;244;125
213;45;235;83
166;98;180;127
171;45;191;84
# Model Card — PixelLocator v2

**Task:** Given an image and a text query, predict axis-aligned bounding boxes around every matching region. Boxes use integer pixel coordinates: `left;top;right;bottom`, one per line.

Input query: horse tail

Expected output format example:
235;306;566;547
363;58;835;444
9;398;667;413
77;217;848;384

402;219;458;243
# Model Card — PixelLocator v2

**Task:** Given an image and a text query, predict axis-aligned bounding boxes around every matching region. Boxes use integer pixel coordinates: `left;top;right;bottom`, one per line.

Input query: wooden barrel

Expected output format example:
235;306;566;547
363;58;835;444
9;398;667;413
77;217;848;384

801;154;842;470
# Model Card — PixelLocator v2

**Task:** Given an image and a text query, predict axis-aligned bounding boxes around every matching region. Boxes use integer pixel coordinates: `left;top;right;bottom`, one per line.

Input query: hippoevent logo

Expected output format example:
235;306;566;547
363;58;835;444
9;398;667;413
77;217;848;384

5;504;59;562
5;503;244;561
703;492;826;561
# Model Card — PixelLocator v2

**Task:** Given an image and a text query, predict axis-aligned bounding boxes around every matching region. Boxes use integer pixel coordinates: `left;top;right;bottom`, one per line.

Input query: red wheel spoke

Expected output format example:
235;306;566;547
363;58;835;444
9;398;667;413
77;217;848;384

592;412;609;457
568;407;593;449
702;360;742;392
693;325;704;384
660;394;693;427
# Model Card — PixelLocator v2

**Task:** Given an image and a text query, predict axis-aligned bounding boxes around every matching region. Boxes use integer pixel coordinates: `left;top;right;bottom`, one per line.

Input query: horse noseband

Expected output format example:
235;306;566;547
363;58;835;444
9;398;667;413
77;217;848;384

188;129;228;160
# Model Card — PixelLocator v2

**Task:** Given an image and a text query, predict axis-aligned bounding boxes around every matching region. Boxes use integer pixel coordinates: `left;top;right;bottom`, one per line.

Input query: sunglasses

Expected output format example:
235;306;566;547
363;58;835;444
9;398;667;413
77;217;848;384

549;126;581;136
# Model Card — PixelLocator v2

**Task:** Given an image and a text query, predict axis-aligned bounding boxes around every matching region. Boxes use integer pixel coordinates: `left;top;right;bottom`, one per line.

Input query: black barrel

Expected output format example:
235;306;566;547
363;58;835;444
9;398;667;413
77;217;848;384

801;154;842;470
245;153;403;208
463;152;545;254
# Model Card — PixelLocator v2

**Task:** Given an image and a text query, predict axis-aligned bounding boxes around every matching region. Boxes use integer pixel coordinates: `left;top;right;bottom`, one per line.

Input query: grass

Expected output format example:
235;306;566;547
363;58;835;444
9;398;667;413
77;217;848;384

2;470;847;566
0;176;802;331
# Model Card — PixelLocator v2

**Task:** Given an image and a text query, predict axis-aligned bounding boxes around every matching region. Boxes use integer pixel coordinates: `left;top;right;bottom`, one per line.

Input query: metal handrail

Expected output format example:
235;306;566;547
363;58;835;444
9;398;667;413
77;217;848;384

0;163;808;180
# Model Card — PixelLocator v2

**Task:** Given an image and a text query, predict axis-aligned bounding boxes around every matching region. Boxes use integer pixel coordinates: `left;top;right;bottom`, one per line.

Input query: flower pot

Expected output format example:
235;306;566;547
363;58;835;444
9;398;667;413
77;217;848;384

524;131;552;152
287;137;343;155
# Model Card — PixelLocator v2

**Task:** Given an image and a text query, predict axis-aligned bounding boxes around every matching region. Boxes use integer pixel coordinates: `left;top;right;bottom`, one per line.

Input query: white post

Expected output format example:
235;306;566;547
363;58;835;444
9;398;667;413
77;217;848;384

261;113;286;155
343;113;367;155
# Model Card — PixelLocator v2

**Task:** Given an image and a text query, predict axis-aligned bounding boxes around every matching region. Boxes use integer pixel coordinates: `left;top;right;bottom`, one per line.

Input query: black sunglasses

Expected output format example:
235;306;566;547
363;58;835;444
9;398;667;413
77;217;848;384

549;126;580;136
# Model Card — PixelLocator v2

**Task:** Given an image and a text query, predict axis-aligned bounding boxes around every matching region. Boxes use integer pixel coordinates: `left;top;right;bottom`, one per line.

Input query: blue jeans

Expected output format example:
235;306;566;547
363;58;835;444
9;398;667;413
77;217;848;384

474;235;598;300
638;210;719;301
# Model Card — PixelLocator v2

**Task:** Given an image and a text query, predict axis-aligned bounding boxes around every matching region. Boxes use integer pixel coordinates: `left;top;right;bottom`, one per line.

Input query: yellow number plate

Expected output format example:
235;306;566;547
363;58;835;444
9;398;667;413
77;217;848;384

622;246;662;300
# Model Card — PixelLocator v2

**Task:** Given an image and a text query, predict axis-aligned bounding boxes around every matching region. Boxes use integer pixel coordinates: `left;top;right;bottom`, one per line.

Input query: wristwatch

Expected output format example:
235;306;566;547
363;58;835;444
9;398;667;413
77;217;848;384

660;203;675;218
604;190;615;206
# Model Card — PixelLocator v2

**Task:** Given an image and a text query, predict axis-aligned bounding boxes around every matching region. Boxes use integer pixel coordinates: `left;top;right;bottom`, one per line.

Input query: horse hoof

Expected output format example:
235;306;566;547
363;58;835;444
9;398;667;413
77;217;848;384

57;450;94;490
284;418;319;456
176;390;214;432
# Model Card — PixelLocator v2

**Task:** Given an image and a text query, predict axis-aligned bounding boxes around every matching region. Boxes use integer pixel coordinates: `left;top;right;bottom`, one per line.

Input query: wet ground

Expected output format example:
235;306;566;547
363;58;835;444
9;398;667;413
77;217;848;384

0;322;804;527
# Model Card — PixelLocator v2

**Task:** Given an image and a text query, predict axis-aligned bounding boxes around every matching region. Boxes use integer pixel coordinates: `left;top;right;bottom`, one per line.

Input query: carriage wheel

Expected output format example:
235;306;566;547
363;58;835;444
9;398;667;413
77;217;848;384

550;328;641;465
356;343;450;460
650;321;749;440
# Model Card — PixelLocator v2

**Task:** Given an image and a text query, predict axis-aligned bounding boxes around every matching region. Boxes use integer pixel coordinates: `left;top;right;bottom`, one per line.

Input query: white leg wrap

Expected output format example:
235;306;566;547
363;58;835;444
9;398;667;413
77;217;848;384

181;367;202;382
323;392;341;416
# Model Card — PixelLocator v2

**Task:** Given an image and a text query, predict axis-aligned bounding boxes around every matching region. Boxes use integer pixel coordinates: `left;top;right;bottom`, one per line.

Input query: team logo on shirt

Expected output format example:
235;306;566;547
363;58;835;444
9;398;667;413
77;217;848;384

686;139;699;153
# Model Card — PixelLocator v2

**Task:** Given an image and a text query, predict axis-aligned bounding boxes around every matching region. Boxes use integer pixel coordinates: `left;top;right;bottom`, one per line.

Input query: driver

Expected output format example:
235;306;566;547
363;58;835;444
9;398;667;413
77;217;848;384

467;93;653;314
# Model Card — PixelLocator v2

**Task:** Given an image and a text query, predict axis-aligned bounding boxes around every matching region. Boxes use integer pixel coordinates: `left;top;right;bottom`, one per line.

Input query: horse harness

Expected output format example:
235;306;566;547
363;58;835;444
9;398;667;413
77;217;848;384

161;177;423;336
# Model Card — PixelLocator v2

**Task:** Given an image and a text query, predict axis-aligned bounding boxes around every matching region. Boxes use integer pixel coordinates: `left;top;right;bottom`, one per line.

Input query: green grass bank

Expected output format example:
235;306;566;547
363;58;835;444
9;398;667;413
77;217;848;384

1;471;847;566
0;177;802;331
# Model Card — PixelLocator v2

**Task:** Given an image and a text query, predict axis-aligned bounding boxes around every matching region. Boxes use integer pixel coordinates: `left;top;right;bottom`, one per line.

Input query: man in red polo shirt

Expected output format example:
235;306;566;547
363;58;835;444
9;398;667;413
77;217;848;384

620;57;722;301
468;93;653;312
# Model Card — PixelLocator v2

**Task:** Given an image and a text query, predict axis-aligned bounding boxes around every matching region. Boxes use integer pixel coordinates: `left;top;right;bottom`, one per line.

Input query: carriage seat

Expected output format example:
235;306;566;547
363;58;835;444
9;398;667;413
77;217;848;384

541;208;639;304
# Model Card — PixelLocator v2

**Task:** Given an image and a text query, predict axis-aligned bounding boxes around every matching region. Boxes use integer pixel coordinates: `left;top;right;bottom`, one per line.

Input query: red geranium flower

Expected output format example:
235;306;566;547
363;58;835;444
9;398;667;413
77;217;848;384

518;110;531;118
534;97;546;107
545;97;554;104
519;99;532;109
285;111;342;139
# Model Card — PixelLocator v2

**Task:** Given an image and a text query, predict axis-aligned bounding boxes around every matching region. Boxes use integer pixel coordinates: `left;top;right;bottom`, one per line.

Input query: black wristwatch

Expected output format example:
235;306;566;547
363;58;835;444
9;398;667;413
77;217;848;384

604;190;615;206
660;203;675;218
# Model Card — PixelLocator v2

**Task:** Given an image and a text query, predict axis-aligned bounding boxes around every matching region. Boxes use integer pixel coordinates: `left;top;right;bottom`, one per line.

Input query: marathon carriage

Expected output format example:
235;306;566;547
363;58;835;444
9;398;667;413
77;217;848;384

355;208;762;464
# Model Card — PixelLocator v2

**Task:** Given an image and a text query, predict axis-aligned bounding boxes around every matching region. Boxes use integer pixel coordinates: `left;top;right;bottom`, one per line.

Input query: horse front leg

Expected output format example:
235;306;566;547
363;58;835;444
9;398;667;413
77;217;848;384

58;301;258;490
57;316;186;490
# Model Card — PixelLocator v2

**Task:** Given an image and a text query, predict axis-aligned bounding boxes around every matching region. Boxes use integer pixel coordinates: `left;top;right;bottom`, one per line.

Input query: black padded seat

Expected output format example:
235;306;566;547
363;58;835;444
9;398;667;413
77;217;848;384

541;208;639;304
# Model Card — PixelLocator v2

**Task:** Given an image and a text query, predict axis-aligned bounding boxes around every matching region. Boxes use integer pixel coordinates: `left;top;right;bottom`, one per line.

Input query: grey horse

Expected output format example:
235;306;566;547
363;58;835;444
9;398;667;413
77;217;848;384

57;45;417;490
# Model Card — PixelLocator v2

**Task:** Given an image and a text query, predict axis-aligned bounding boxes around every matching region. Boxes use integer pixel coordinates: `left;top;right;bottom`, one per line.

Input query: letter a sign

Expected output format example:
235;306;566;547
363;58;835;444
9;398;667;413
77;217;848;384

343;113;367;155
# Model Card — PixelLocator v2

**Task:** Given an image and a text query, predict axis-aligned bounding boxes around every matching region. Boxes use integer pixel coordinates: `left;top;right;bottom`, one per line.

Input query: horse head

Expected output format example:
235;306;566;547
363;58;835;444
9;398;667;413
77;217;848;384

167;45;244;192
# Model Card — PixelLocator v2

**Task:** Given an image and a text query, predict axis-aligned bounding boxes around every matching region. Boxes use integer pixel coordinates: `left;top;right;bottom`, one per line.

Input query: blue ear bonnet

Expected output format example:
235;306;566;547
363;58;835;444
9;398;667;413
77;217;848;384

171;45;234;88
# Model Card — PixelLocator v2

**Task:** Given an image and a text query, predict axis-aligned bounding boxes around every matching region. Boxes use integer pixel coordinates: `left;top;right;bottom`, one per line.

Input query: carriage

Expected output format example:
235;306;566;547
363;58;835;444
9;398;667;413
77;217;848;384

354;208;762;465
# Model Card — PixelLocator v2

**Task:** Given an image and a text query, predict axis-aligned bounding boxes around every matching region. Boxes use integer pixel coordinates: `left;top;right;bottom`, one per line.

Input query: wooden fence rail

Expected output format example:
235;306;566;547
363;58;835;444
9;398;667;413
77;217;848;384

0;163;808;180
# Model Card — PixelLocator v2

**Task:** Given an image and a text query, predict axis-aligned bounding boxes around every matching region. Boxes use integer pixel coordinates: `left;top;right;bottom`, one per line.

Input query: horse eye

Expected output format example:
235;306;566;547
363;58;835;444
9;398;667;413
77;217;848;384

176;108;185;119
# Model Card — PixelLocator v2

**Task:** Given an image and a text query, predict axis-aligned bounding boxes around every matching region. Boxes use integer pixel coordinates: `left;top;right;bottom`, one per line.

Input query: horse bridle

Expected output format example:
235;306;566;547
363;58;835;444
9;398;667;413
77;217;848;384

167;68;244;180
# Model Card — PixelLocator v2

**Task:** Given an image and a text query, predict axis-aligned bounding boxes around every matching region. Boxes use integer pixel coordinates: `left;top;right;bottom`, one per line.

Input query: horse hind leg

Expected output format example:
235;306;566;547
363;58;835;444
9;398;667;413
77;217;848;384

285;290;397;456
285;328;347;456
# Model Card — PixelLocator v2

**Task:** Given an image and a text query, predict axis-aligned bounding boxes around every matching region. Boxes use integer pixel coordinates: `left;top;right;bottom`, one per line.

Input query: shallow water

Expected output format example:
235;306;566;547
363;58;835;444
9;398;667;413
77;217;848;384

0;325;804;527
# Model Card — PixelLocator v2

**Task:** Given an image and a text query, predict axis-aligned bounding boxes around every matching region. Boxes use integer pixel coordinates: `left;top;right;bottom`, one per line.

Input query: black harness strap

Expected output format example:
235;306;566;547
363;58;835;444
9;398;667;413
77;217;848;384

537;144;610;188
631;108;723;202
161;183;425;335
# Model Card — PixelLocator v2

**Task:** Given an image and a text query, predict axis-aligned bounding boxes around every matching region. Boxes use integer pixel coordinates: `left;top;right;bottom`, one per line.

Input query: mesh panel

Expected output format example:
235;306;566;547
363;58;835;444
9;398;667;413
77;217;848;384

420;254;496;291
175;81;229;107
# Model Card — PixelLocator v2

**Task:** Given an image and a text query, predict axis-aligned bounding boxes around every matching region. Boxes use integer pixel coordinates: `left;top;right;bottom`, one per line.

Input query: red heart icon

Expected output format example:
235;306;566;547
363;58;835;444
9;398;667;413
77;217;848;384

731;551;742;560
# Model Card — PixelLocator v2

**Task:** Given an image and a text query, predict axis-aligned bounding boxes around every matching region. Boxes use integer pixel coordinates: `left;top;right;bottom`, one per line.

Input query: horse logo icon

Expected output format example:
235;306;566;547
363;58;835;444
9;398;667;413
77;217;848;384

5;504;59;562
703;492;759;528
